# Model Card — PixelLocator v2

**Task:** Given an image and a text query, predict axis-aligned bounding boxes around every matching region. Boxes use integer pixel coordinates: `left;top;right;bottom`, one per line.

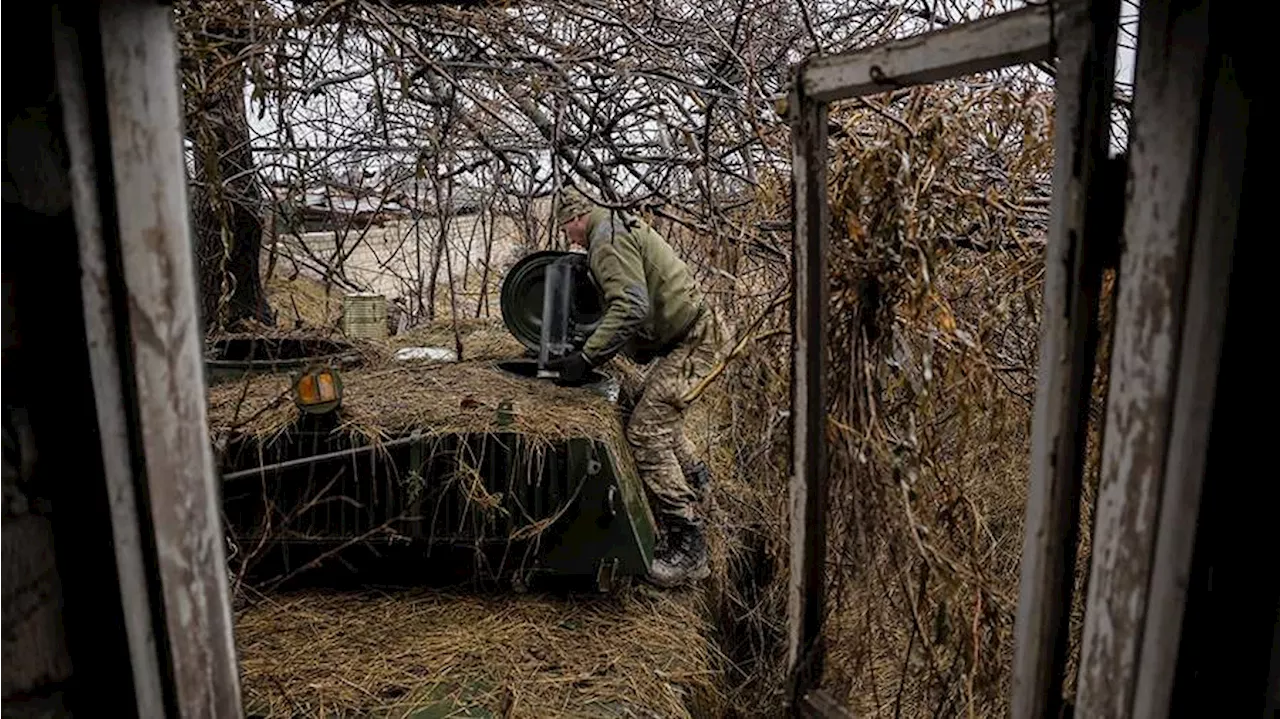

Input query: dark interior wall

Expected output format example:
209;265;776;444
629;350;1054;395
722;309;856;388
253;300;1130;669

1168;21;1278;718
2;5;140;716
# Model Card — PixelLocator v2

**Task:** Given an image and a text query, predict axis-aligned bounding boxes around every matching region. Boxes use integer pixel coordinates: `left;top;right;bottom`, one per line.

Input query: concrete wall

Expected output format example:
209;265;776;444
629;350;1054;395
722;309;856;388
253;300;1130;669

272;207;552;314
272;197;558;307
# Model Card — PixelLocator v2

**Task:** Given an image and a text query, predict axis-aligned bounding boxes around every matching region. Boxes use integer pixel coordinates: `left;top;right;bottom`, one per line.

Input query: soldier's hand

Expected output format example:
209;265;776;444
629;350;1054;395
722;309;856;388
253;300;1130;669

548;351;591;385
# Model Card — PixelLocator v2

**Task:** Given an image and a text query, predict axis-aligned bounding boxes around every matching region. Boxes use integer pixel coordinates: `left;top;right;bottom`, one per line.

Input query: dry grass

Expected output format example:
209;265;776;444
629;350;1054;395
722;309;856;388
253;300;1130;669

206;310;616;446
187;6;1085;717
267;275;345;330
215;316;727;717
225;286;766;717
236;587;724;718
810;81;1054;717
264;273;518;351
207;360;621;446
386;317;528;362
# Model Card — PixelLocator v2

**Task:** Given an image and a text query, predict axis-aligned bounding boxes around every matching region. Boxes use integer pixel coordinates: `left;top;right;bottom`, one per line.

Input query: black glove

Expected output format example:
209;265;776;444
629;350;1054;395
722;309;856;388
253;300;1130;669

547;351;591;384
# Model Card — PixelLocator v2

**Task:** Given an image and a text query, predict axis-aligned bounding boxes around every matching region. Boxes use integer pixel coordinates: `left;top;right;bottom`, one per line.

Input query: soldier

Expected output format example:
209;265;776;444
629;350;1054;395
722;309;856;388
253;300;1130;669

546;187;724;588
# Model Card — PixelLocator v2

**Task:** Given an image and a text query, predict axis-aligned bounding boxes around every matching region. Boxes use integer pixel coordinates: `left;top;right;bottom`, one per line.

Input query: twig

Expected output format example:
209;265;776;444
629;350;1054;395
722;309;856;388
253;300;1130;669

261;516;410;592
680;287;790;405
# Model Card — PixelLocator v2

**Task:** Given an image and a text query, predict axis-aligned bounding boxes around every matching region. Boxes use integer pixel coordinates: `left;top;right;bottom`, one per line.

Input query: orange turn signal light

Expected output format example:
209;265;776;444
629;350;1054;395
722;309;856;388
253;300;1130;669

292;367;343;414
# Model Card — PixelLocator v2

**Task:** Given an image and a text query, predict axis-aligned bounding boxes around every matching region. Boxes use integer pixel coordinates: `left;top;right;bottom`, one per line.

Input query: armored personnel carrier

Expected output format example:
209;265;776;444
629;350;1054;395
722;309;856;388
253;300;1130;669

208;252;654;592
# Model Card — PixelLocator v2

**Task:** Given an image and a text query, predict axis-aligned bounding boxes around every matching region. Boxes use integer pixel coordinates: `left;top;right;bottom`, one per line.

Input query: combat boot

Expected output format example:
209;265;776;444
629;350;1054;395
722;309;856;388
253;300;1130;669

647;515;710;588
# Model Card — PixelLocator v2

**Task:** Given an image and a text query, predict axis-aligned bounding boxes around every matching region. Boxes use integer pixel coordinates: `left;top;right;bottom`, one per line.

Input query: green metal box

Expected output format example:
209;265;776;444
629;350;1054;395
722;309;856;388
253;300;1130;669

220;426;655;592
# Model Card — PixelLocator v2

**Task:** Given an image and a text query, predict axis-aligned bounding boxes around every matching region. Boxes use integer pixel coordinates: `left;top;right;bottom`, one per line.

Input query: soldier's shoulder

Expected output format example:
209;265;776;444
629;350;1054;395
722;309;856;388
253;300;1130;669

586;205;609;224
593;214;646;250
586;209;617;245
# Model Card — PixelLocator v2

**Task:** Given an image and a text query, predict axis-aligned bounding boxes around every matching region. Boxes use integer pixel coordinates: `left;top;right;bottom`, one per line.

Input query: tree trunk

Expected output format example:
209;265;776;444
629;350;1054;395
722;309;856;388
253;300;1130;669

183;4;272;332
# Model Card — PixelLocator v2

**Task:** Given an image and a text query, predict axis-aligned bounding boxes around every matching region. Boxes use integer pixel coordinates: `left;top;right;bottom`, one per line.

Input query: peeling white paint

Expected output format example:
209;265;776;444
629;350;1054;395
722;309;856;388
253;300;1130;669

1074;1;1215;716
98;3;243;716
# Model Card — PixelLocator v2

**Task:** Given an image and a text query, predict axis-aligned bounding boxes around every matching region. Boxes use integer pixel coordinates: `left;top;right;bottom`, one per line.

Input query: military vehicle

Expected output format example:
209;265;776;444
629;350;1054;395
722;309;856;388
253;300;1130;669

209;251;656;592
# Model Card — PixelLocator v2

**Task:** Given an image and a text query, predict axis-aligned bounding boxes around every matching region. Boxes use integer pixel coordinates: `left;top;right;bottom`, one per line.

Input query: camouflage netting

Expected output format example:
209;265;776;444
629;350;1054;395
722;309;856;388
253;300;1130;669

209;307;650;437
813;81;1053;716
206;358;622;445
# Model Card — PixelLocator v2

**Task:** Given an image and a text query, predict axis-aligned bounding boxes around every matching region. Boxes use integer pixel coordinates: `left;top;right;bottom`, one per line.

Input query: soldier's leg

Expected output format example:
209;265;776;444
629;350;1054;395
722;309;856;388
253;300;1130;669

606;356;648;423
670;417;711;504
626;355;697;523
669;312;724;486
672;422;699;475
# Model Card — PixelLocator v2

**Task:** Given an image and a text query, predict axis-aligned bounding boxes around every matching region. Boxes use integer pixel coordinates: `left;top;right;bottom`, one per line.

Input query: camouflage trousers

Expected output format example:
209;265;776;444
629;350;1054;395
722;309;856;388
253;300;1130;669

625;309;726;523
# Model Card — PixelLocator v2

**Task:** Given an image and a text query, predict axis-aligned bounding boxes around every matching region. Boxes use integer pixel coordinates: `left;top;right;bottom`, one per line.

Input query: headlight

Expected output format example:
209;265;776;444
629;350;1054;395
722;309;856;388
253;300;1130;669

292;366;343;414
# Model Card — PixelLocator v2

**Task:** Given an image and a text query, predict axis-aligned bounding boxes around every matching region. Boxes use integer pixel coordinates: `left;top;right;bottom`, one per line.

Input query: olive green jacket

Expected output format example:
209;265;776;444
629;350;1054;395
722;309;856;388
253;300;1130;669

580;208;704;364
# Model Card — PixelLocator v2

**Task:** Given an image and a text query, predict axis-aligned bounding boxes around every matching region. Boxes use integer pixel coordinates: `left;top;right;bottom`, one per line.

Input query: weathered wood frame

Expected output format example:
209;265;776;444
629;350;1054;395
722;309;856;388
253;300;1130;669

1075;1;1249;716
786;1;1122;715
52;4;244;717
